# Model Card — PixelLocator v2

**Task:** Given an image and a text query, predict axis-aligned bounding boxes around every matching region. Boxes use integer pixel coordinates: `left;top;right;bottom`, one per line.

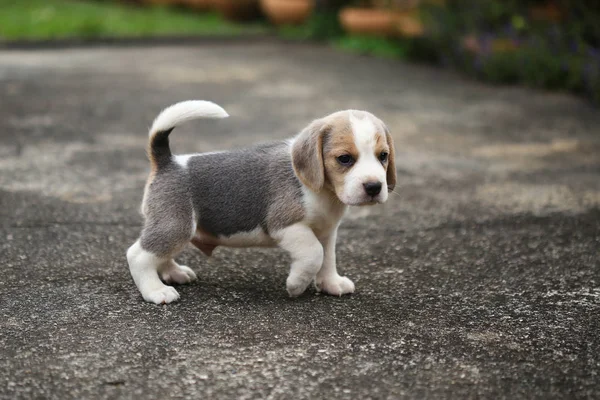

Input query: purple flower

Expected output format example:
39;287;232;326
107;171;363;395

569;40;579;54
503;23;517;38
588;47;600;62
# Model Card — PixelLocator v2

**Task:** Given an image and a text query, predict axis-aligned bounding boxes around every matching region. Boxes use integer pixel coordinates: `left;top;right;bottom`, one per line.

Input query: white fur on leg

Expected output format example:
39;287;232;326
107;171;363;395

315;229;355;296
160;260;197;284
126;240;180;304
273;223;324;297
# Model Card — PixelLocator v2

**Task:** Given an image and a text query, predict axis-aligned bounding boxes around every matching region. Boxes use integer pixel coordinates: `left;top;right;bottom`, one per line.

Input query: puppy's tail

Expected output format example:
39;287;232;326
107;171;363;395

148;100;229;170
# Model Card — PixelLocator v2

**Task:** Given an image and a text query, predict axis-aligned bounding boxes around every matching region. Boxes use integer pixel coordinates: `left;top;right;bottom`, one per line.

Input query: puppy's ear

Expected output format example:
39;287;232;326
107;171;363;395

385;127;397;191
292;119;329;192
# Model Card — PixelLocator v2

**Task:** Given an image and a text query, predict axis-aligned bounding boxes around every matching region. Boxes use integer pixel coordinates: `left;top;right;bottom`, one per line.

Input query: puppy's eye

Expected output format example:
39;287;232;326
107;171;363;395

337;154;354;166
379;152;389;162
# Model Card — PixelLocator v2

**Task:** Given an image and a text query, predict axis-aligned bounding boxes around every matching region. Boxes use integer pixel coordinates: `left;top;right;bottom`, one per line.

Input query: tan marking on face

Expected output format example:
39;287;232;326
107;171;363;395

321;115;358;199
374;132;390;172
374;132;386;148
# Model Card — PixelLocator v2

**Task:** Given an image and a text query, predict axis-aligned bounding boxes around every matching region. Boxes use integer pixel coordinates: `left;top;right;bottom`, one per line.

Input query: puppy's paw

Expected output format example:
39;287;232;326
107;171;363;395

161;263;197;285
286;275;312;297
316;275;355;296
144;286;180;304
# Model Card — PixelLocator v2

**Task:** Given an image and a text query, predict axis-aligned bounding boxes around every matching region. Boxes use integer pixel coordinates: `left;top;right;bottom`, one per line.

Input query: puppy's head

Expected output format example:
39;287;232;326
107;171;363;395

292;110;396;206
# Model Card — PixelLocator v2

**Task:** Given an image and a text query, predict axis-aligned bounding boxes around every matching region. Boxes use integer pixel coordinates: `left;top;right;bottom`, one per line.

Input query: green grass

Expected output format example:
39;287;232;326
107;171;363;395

277;12;344;42
333;36;408;59
0;0;267;40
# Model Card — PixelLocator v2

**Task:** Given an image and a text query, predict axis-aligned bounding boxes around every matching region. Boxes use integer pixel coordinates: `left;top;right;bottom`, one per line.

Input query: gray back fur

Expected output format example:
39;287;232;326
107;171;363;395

188;141;304;236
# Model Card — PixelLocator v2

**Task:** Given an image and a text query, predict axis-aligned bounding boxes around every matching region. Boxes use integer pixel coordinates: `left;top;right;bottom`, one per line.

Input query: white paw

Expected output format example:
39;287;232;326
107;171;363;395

143;286;180;304
161;264;197;285
286;274;312;297
316;275;355;296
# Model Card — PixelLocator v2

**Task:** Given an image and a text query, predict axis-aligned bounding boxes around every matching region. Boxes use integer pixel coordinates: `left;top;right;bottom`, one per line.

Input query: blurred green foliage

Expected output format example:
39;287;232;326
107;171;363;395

334;36;407;58
0;0;266;39
279;11;344;41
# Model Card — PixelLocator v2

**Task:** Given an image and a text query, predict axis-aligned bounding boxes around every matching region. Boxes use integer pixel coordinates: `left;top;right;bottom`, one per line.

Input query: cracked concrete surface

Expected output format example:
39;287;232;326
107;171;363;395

0;42;599;399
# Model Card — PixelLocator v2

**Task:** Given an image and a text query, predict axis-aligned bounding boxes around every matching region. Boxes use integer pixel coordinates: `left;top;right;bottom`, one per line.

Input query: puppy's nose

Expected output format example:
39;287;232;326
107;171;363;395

363;181;382;196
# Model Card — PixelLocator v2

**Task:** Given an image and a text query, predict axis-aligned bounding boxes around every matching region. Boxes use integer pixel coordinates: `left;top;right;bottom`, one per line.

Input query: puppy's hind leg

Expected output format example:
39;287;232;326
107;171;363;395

127;212;195;304
127;241;180;304
159;260;197;285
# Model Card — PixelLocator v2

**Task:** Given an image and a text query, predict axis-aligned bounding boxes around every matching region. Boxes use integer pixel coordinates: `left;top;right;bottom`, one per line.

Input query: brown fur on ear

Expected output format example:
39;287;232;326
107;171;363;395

385;128;397;191
292;119;329;192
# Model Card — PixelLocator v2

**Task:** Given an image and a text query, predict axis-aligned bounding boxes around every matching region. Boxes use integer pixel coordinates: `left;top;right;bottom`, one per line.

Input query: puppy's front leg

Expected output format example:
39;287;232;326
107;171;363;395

274;223;323;297
315;229;355;296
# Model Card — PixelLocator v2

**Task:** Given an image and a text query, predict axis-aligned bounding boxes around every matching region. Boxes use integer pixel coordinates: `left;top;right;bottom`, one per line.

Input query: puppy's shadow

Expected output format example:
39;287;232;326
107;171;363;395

175;247;292;300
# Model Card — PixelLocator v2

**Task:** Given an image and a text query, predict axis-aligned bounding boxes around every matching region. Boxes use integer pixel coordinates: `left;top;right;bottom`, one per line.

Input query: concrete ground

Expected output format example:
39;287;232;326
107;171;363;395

0;41;599;399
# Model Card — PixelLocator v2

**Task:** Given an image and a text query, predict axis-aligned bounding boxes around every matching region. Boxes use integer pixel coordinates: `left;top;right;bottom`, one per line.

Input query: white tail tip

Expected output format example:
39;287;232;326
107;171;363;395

150;100;229;137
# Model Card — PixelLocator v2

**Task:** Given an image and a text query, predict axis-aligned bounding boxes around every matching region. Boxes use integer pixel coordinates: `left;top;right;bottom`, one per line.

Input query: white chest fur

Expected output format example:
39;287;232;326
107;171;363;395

302;188;347;239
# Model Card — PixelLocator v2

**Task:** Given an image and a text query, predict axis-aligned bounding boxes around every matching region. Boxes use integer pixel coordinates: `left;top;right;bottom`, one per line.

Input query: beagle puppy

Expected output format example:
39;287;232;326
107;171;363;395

127;101;396;304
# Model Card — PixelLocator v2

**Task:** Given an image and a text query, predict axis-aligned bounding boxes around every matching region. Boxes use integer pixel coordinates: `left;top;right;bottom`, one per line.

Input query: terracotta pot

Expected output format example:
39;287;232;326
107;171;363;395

529;2;563;22
260;0;314;25
340;7;425;37
213;0;260;21
180;0;213;10
339;7;398;36
395;13;424;37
